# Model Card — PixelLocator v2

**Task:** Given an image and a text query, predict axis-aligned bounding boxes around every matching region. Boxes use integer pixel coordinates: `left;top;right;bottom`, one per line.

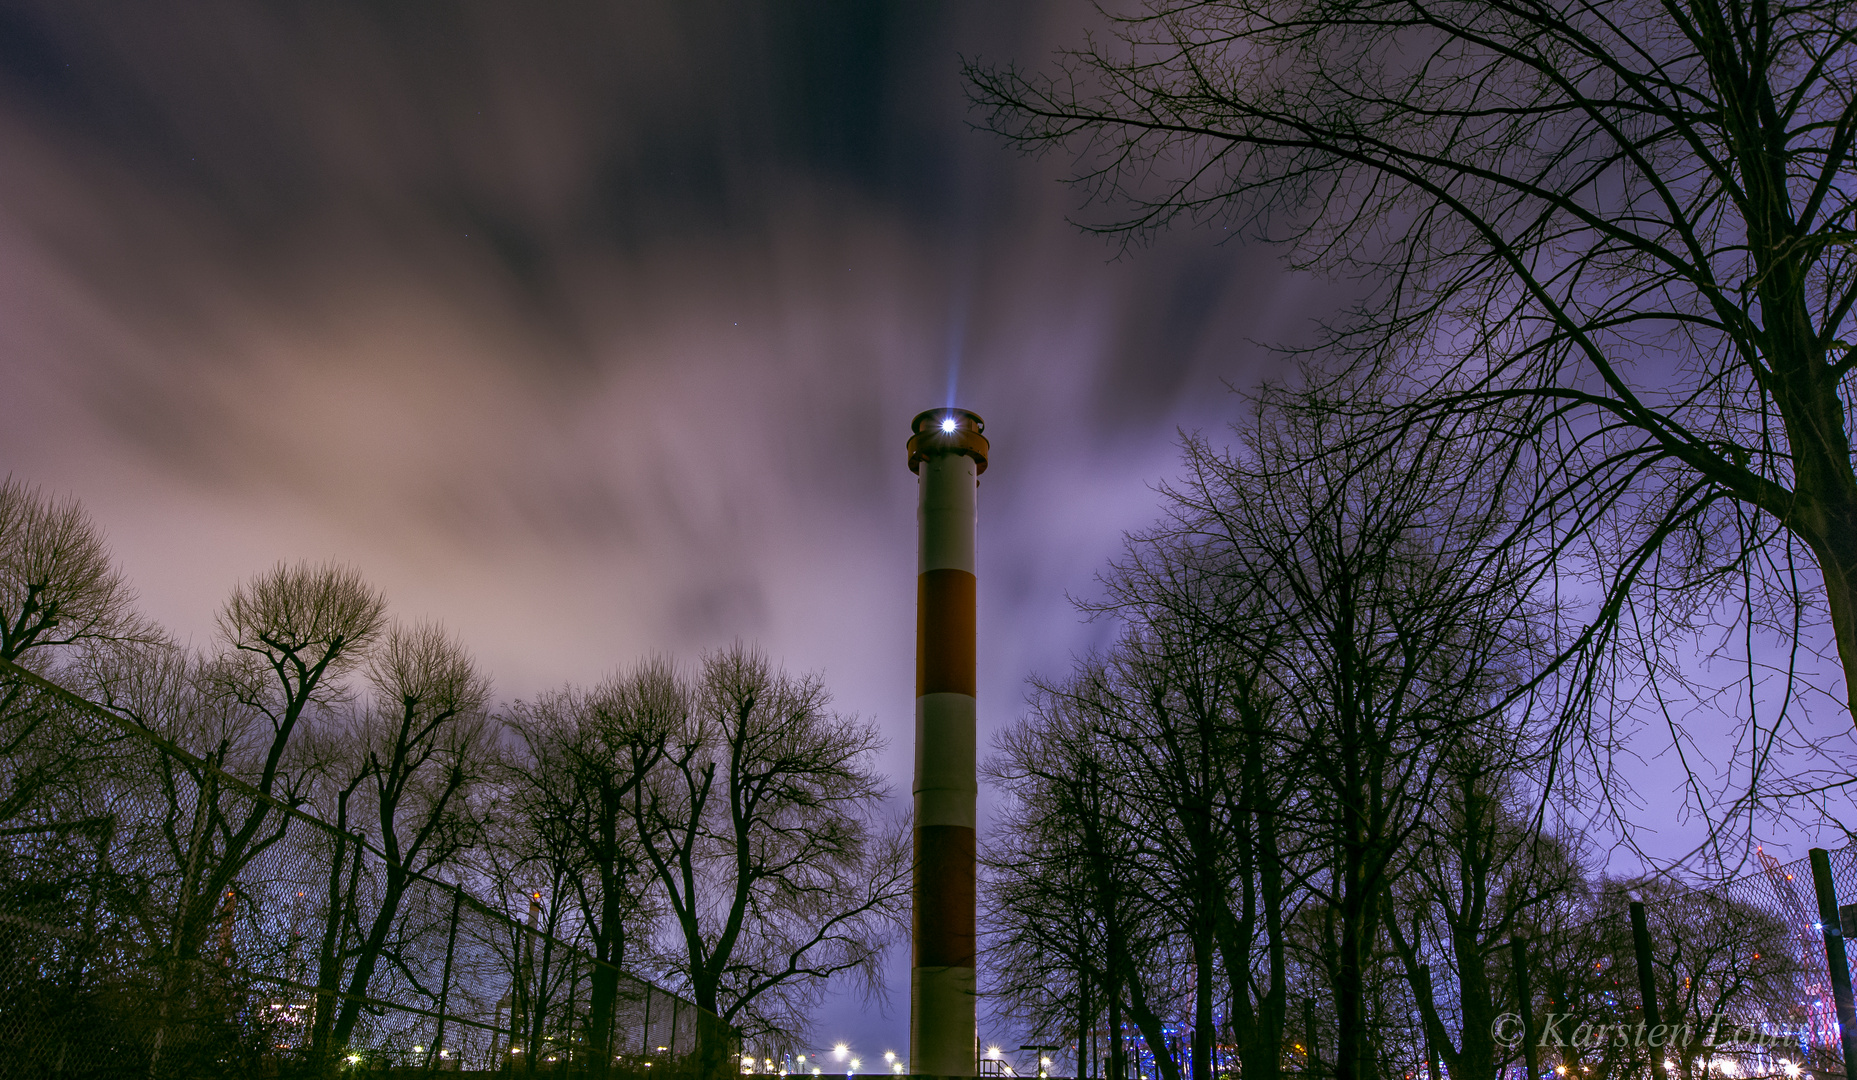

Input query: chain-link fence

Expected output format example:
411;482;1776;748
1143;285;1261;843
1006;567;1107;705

0;657;733;1079
1458;844;1857;1080
1616;844;1857;1078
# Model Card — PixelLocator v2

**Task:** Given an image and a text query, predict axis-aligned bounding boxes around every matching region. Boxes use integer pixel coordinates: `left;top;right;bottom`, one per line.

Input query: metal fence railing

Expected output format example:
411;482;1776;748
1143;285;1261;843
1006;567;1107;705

1631;844;1857;1077
0;656;733;1079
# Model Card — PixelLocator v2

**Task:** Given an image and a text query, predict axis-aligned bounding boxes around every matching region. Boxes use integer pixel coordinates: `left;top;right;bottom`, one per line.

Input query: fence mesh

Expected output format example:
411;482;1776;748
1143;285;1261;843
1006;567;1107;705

0;657;733;1079
1621;844;1857;1078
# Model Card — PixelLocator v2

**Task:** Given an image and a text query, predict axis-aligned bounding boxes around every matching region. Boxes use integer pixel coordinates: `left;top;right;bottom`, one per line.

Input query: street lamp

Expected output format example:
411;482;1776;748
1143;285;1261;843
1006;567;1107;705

1022;1044;1061;1079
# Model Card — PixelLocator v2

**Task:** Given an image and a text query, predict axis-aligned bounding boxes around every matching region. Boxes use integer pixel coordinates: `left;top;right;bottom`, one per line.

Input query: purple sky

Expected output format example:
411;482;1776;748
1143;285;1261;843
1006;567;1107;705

0;0;1846;1064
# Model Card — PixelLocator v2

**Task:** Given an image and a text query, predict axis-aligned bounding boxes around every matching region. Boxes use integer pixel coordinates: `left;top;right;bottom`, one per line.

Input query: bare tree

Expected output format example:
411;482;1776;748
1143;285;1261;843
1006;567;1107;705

301;710;375;1059
212;561;389;825
988;668;1203;1080
1198;401;1552;1080
988;390;1559;1080
0;475;150;667
966;0;1857;845
631;644;907;1059
1381;755;1584;1080
506;660;677;1075
327;620;492;1046
0;478;155;832
1087;497;1307;1080
89;560;384;1069
478;791;585;1072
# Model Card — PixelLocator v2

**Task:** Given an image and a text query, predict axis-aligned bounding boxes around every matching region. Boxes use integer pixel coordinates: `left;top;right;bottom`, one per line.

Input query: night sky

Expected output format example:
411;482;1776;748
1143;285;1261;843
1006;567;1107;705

0;0;1821;1059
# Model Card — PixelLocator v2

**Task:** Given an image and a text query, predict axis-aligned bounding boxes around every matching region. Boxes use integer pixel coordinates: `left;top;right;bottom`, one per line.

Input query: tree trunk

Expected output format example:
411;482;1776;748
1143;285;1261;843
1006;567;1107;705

1333;842;1378;1080
1245;724;1288;1080
1193;927;1214;1080
1454;923;1497;1080
585;852;628;1080
1798;513;1857;725
330;865;410;1046
309;837;360;1056
1121;972;1182;1080
1109;982;1125;1080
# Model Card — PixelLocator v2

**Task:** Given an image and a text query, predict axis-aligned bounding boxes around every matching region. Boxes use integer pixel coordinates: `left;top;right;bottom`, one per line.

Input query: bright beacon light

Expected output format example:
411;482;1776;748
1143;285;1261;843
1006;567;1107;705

941;417;957;432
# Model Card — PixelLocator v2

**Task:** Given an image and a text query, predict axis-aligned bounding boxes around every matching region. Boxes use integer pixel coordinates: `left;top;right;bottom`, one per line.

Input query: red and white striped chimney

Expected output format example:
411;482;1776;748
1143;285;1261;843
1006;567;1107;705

906;407;987;1078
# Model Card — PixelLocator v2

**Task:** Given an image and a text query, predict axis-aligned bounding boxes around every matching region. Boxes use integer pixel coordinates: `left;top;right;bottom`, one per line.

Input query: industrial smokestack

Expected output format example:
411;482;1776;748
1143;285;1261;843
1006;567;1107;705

907;407;987;1078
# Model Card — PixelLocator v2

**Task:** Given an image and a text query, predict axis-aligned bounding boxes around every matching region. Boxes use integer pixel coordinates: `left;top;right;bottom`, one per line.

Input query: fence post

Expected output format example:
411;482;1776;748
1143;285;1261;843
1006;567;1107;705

1628;898;1663;1080
641;985;652;1057
564;954;581;1071
1809;849;1857;1080
1628;900;1660;1030
427;889;463;1073
1512;938;1537;1080
1304;996;1321;1079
